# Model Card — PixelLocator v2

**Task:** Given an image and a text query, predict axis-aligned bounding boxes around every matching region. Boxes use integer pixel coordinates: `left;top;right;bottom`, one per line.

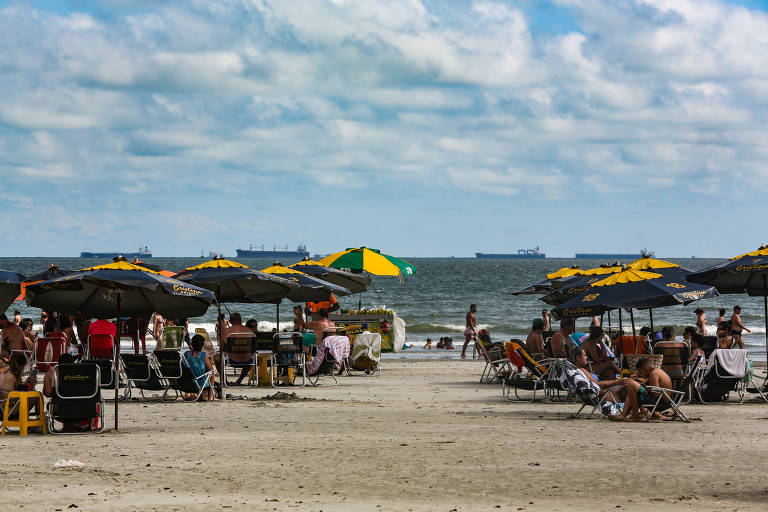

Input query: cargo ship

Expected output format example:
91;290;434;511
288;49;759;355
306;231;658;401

80;246;152;258
475;247;546;259
574;249;654;259
236;244;310;259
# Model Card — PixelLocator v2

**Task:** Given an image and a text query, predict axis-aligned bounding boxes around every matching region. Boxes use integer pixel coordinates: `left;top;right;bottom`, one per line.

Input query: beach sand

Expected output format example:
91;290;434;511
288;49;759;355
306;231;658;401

1;359;767;511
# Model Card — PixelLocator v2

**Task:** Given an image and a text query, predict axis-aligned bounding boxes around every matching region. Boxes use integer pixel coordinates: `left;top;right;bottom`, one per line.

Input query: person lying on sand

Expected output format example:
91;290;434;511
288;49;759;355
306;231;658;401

610;357;672;422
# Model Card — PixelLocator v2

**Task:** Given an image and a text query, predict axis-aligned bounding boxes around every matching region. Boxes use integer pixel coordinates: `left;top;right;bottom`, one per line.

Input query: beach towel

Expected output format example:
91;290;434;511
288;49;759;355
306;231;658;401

551;359;613;416
306;344;328;376
710;349;747;378
323;335;351;363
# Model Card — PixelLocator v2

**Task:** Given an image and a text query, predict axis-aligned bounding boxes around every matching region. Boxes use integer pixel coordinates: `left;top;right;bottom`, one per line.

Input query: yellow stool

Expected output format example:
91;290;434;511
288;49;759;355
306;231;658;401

2;390;47;436
271;366;294;385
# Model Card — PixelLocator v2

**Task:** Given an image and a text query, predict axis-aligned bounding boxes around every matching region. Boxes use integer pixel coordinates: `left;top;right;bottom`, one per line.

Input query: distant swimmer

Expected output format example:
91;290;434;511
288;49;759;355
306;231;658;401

694;308;707;336
424;338;433;349
461;304;477;359
730;306;750;349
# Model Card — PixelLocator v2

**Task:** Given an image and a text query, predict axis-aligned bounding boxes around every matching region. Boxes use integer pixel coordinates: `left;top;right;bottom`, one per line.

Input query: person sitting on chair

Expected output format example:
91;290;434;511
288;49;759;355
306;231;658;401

0;314;30;358
214;313;253;386
682;326;696;345
573;347;622;394
549;317;574;359
525;318;545;358
610;357;672;422
184;334;215;401
19;319;36;348
580;325;620;381
716;321;733;349
0;352;38;415
306;309;335;347
689;334;706;365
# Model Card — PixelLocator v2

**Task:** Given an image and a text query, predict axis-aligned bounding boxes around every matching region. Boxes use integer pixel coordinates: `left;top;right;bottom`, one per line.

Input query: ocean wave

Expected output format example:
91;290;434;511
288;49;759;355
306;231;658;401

406;323;495;333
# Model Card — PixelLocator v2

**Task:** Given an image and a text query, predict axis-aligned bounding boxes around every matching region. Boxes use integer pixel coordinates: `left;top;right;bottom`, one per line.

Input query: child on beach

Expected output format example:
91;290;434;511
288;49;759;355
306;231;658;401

424;338;432;349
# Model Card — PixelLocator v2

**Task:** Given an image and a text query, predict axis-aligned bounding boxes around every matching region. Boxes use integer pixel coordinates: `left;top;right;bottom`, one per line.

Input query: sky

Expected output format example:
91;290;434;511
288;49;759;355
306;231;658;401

1;0;768;258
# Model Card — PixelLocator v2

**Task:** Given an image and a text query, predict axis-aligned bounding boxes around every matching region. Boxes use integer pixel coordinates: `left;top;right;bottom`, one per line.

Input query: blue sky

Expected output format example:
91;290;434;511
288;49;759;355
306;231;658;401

1;0;768;258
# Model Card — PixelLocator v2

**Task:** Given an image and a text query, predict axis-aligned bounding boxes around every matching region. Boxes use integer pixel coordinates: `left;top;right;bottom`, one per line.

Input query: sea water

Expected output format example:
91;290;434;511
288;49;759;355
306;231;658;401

2;256;766;361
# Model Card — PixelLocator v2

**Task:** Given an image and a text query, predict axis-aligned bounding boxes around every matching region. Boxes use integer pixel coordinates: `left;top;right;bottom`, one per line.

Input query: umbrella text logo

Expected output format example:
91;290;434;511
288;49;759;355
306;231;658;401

583;293;600;302
172;284;204;296
666;283;686;289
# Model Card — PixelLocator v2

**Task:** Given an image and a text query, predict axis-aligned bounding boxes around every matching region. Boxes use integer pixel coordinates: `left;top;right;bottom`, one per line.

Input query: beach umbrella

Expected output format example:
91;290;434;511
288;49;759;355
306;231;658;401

319;246;414;309
0;269;25;314
288;258;370;294
25;259;216;431
539;264;624;305
545;266;582;280
261;263;352;329
687;245;768;362
551;267;719;338
14;264;72;302
318;247;415;278
174;257;299;382
131;259;176;278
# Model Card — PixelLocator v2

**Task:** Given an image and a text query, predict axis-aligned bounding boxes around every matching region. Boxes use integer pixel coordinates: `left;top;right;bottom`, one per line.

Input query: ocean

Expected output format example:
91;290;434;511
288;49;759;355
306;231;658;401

2;256;766;361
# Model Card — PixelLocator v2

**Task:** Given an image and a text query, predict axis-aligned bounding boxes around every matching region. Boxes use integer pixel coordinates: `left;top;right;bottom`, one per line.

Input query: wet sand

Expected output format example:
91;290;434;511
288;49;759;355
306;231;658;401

1;359;767;511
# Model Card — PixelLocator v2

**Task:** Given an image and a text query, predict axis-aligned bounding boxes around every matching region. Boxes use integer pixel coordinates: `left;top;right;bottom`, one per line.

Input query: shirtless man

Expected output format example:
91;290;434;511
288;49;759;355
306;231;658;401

541;309;550;331
0;314;30;358
460;304;477;359
729;306;750;349
549;317;574;360
525;318;545;357
214;313;254;385
610;357;672;422
306;309;336;346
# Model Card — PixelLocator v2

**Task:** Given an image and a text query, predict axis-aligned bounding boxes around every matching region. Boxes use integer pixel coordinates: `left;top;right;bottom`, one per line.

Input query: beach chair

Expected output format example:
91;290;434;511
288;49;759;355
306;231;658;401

475;338;511;384
119;353;169;400
501;341;552;402
82;358;116;391
222;333;257;387
160;326;185;350
551;359;616;418
271;332;305;385
653;341;690;389
86;334;114;359
46;362;104;434
700;336;718;358
176;353;215;401
154;350;185;401
34;336;67;373
305;328;348;386
641;355;701;423
696;349;764;404
348;331;381;375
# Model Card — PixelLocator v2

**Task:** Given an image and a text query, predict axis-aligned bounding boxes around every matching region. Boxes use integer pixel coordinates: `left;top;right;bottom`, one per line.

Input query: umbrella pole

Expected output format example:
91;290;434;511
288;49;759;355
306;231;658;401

649;308;654;333
114;293;121;431
217;287;224;395
630;308;637;351
276;303;280;332
763;274;768;360
607;310;611;329
619;309;623;332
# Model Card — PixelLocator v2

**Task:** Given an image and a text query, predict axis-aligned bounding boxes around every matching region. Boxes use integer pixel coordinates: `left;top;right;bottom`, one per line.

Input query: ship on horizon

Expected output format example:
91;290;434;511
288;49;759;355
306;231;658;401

475;247;546;259
236;243;310;259
80;246;152;258
574;248;654;259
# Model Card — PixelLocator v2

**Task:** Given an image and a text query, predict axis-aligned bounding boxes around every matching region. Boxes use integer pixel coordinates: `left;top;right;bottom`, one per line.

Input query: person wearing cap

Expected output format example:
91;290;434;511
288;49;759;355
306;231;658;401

526;318;545;357
729;306;750;349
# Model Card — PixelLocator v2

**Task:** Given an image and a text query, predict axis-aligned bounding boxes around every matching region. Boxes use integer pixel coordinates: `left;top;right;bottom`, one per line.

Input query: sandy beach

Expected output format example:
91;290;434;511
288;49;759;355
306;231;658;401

2;359;768;511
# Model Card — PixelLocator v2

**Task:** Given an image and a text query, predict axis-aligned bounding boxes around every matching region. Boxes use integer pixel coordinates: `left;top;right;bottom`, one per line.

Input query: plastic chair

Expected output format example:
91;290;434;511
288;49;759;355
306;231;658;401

35;337;68;373
2;390;46;436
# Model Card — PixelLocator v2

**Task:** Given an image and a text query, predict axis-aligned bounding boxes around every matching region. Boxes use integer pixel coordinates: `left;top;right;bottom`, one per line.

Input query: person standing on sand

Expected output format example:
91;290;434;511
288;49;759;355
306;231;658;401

716;308;726;325
541;309;550;331
730;306;750;349
461;304;477;359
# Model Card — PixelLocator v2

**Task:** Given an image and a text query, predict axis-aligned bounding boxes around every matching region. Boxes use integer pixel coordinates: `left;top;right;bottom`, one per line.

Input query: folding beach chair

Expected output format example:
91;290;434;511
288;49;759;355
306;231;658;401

86;334;114;359
272;332;305;386
119;353;169;400
34;336;68;373
160;326;185;350
154;349;185;400
653;341;690;389
696;349;765;404
700;336;718;358
552;359;617;418
501;341;553;402
475;337;511;384
305;328;348;386
82;358;115;391
176;353;215;401
641;355;701;423
348;331;381;375
47;362;104;434
222;333;257;387
616;335;651;375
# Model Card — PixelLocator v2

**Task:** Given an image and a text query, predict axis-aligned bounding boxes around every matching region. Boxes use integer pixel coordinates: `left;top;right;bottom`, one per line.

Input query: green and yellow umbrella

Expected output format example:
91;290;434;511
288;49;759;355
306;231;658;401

318;247;415;278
